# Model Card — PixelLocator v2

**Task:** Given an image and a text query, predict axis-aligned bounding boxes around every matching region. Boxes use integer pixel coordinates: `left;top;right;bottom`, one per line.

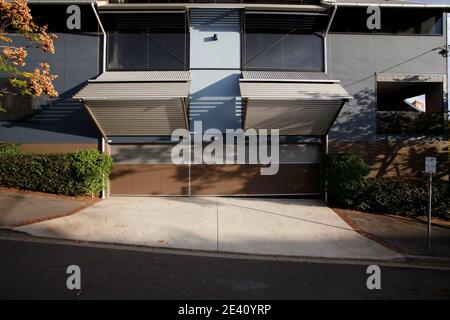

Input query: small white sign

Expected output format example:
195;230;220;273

425;157;436;174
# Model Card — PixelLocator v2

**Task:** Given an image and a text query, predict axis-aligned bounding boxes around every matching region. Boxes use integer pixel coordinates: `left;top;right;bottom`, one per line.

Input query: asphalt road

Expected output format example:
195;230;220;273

0;236;450;300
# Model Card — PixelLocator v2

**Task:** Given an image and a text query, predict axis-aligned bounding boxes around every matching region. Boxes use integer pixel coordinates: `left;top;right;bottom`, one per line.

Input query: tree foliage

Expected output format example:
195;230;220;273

0;0;58;109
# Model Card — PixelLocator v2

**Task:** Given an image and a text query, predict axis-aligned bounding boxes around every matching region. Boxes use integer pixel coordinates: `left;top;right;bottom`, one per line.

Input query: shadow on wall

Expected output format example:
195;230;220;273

329;141;449;180
329;80;448;180
0;83;99;143
329;86;377;141
189;73;242;132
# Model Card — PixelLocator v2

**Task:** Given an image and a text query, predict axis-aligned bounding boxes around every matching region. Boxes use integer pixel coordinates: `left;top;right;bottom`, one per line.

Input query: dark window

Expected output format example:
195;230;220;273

330;8;443;35
242;13;327;71
29;5;99;32
376;81;445;135
102;13;189;71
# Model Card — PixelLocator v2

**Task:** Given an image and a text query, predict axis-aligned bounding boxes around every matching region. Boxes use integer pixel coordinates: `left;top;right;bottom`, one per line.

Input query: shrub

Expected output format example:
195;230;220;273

0;142;21;155
0;149;112;197
325;152;450;220
325;153;370;207
71;150;113;196
360;178;449;220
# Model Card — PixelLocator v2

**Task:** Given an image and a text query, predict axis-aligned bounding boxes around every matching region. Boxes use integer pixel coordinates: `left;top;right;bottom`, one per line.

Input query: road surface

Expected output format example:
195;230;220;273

0;233;449;300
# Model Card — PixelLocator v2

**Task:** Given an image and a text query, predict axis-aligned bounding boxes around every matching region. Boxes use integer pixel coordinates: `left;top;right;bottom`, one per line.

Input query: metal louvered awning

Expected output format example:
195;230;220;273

73;71;190;136
240;73;352;135
74;82;190;100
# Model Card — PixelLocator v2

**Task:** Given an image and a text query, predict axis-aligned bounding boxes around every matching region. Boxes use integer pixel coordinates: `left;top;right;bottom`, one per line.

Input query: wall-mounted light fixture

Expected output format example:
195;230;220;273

438;45;450;57
212;34;218;41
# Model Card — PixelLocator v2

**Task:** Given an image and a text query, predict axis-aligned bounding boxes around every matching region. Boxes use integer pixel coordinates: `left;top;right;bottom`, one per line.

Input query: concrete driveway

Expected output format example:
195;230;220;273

11;197;401;260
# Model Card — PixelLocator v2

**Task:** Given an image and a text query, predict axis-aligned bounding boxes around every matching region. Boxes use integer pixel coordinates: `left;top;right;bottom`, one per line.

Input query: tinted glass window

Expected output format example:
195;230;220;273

102;13;189;71
243;14;326;71
330;8;443;35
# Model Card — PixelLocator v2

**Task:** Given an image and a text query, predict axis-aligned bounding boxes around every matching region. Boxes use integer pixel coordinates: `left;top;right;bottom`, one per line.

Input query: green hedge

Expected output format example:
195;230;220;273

325;153;370;207
0;142;20;155
360;178;449;220
0;149;112;197
326;153;450;220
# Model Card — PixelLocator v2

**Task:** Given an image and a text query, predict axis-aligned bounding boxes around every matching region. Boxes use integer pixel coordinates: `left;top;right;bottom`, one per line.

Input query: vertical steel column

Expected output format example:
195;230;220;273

91;3;107;73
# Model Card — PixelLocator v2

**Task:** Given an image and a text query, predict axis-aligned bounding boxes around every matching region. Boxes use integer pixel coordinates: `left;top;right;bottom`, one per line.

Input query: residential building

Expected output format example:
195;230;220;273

1;0;448;196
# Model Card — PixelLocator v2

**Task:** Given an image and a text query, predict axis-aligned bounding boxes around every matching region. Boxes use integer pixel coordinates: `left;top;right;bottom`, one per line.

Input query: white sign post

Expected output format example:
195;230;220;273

425;157;436;251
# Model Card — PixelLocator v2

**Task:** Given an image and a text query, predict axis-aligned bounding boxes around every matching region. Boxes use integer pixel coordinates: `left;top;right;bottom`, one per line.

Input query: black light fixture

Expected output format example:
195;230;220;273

212;33;218;41
438;45;449;57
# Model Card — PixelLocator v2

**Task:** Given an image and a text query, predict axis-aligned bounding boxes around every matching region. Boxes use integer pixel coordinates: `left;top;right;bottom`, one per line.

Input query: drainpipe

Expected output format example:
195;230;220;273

447;12;449;142
322;5;336;204
91;2;106;73
323;134;329;204
323;4;337;74
91;2;107;198
100;137;106;199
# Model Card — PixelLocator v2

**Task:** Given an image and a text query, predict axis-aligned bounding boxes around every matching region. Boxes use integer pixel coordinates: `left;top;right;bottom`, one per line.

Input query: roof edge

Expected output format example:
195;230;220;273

322;0;450;8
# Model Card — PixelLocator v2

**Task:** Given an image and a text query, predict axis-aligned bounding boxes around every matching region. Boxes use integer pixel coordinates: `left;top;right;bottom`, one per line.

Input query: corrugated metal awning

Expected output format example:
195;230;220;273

242;71;334;82
74;82;190;100
74;71;190;100
240;81;352;100
85;100;188;136
94;71;190;82
73;71;190;136
240;74;352;135
244;99;346;135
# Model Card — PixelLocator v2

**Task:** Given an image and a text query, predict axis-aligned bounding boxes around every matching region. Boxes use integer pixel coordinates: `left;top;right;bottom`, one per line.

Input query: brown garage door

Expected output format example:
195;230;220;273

109;144;189;196
190;164;320;195
109;144;321;196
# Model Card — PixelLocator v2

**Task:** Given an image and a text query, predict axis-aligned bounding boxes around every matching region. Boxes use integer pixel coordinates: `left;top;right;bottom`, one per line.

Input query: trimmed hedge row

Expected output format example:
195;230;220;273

0;142;20;155
0;146;112;197
360;178;449;220
326;153;450;220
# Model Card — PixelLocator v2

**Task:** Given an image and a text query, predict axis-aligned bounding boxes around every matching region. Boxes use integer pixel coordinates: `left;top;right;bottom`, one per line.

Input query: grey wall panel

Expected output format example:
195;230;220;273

327;33;447;141
0;100;99;143
2;4;101;143
87;100;187;136
190;9;241;69
15;32;101;98
189;8;242;132
189;70;242;132
2;32;102;143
